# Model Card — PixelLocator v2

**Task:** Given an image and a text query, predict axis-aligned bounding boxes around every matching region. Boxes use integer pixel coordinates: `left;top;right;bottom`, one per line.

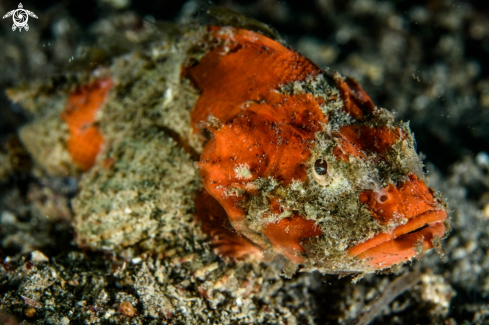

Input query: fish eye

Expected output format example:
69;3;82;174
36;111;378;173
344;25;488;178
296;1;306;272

312;158;330;185
314;159;328;176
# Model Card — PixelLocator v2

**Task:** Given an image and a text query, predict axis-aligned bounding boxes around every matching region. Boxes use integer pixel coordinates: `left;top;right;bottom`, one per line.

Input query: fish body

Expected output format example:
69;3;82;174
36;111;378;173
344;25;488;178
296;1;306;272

25;25;447;274
184;26;448;273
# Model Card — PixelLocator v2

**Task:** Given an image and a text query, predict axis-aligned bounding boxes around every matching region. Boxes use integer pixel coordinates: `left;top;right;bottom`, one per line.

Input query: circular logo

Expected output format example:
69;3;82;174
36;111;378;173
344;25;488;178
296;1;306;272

2;3;38;32
13;9;28;28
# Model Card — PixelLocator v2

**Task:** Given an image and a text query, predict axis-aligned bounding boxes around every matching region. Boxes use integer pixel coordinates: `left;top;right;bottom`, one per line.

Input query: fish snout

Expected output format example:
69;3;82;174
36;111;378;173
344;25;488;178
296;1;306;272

351;174;447;269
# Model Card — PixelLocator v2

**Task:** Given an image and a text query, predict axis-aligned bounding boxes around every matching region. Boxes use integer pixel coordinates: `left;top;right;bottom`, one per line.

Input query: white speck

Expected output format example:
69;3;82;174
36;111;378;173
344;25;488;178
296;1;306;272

234;164;252;179
476;152;489;168
104;309;116;318
161;88;173;108
31;250;49;262
132;257;142;264
76;300;87;307
1;210;17;224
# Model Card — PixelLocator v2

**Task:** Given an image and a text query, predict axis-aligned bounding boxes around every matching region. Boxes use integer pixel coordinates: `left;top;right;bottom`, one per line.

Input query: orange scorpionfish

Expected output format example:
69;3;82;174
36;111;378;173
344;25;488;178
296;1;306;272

62;26;448;274
185;26;448;274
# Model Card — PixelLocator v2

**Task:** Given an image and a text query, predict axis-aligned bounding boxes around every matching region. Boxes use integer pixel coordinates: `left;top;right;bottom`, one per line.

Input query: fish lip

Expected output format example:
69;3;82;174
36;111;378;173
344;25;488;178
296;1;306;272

348;209;447;267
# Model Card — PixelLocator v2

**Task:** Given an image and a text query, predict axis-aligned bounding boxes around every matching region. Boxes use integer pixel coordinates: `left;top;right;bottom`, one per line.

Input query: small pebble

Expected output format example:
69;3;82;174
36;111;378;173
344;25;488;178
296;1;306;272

483;203;489;219
24;307;36;318
31;250;49;263
118;301;135;317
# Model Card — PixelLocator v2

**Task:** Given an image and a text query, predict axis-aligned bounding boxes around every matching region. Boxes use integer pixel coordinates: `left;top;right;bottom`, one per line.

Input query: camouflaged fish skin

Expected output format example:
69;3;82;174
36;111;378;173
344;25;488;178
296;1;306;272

11;25;448;276
185;26;448;273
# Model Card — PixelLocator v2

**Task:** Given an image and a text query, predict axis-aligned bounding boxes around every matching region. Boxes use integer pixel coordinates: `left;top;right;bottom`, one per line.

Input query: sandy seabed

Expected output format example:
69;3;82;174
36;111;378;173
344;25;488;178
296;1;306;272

1;0;489;324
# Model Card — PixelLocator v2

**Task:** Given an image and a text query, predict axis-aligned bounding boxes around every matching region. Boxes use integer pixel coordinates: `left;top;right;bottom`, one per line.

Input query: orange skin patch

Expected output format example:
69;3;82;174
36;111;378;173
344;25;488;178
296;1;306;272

60;79;112;171
348;210;446;256
334;74;376;119
263;216;322;263
186;27;325;260
349;174;447;267
194;189;262;260
333;125;403;161
187;27;321;131
358;173;439;223
355;223;445;269
332;77;402;162
198;88;326;254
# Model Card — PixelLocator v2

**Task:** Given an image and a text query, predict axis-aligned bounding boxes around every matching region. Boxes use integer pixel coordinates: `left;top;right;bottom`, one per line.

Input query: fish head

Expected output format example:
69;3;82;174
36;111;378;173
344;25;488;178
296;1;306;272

186;26;448;273
296;74;448;272
255;74;448;273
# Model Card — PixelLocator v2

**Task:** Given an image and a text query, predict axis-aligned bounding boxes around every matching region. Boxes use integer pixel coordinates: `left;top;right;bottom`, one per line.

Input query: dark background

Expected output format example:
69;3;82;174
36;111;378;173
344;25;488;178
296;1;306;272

1;0;489;323
1;0;489;175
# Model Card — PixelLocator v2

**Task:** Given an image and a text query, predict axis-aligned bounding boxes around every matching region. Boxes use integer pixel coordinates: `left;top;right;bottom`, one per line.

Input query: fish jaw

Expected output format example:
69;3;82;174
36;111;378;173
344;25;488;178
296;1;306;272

349;174;448;269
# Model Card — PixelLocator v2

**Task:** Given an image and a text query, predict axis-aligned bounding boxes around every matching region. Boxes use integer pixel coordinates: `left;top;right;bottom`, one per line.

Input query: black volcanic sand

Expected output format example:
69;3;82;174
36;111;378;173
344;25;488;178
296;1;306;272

1;0;489;324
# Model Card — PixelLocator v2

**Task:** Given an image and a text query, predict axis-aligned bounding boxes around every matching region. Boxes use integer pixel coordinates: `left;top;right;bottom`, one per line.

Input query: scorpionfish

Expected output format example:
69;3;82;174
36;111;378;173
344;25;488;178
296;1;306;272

185;26;448;273
60;26;448;274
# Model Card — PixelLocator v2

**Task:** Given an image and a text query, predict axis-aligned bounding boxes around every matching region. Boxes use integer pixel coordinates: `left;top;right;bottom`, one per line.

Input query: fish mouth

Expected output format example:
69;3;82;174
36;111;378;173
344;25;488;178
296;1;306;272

348;209;447;269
